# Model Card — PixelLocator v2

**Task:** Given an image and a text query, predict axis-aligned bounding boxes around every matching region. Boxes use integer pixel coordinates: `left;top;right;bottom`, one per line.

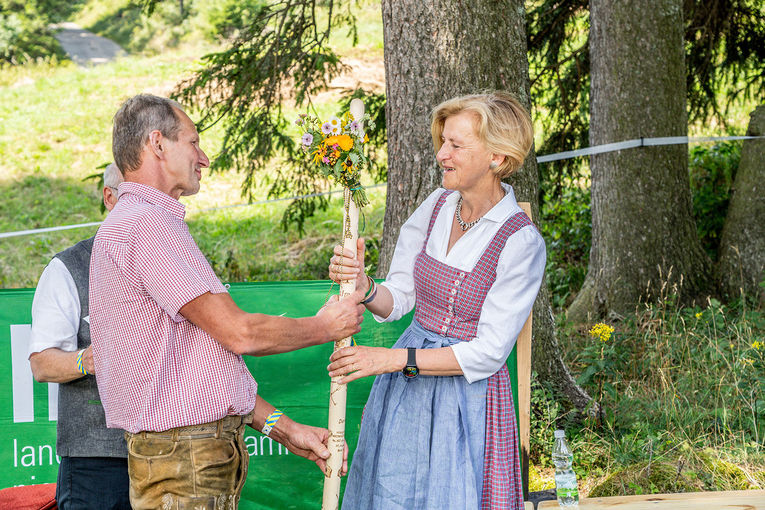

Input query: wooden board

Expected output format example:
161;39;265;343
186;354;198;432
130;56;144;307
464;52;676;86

517;201;533;498
537;489;765;509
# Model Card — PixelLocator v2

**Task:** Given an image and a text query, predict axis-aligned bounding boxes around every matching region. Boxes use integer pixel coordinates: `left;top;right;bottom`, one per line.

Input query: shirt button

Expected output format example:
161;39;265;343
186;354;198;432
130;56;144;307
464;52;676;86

445;318;451;324
459;272;466;278
450;289;457;295
448;297;455;303
454;280;461;286
441;326;448;332
448;306;453;313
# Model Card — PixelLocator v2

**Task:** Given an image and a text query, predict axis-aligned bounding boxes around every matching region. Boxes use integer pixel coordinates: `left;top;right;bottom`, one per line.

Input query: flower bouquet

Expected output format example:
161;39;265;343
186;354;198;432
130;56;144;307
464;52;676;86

296;107;375;209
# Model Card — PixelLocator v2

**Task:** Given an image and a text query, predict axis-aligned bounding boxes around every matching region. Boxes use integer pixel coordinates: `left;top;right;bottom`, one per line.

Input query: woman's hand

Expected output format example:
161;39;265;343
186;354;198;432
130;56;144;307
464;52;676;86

328;345;407;384
328;238;368;292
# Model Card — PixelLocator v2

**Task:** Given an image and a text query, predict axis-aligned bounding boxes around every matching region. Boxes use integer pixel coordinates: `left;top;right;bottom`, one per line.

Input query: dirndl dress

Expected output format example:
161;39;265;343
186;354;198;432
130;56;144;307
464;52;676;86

341;190;531;510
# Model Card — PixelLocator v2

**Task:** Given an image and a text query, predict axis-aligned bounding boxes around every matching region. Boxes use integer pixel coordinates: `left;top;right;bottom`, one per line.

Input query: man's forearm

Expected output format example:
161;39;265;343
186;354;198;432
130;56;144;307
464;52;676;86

180;292;352;356
29;348;86;383
236;313;331;356
249;394;293;442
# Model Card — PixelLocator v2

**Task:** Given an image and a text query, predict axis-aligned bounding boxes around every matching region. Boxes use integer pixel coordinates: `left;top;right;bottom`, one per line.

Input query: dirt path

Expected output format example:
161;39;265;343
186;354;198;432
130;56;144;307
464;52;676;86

51;22;125;66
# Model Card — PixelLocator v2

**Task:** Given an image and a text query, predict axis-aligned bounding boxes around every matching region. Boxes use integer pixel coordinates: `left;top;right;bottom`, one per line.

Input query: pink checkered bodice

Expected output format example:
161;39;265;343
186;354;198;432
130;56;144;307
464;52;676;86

413;190;534;340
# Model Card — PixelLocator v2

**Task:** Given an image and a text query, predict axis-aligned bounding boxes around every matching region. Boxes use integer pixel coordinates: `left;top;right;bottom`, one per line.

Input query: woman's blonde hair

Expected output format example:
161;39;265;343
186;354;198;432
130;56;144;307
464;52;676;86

431;92;533;179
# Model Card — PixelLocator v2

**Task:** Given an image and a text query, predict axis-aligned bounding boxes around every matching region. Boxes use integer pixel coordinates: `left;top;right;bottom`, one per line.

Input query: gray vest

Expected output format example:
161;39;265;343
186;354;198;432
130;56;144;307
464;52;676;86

54;237;126;458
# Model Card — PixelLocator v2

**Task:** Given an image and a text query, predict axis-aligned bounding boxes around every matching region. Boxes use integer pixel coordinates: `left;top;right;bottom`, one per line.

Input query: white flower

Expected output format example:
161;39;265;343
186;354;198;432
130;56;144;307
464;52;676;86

328;116;342;135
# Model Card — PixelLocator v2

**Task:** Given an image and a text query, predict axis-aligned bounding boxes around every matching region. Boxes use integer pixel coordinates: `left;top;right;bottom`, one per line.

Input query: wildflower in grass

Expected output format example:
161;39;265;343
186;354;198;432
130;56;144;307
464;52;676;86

695;311;703;319
752;341;762;351
589;323;614;342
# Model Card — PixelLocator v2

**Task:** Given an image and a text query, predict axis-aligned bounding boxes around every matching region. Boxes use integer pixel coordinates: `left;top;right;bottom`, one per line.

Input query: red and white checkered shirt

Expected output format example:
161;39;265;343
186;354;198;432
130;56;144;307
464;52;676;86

89;182;258;433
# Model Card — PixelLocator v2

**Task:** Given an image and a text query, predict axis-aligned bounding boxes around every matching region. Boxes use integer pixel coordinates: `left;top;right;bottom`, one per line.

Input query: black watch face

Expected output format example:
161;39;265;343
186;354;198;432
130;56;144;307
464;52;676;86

403;366;419;378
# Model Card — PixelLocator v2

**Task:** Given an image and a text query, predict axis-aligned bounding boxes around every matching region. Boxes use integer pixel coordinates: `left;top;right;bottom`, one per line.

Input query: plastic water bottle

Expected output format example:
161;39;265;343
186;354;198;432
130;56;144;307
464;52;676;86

553;429;579;507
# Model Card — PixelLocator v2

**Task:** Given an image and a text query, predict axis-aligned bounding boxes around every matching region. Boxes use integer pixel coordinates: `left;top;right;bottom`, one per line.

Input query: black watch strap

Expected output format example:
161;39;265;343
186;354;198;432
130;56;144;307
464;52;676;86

403;347;419;379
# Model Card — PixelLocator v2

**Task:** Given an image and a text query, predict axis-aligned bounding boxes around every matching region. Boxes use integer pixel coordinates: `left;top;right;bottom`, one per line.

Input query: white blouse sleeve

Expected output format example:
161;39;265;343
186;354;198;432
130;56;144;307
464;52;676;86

372;189;445;323
29;258;81;357
450;226;546;383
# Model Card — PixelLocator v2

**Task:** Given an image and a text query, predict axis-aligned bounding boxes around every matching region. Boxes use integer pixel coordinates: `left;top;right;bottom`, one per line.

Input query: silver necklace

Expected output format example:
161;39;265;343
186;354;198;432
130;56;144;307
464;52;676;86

455;197;482;231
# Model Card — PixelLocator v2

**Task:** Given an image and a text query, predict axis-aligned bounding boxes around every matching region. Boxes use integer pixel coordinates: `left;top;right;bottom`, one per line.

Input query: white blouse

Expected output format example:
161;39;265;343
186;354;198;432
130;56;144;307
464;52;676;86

375;183;546;383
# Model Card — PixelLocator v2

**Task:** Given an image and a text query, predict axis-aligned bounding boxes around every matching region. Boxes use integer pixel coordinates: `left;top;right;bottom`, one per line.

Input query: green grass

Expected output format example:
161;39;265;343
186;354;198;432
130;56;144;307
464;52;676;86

0;12;384;288
529;297;765;495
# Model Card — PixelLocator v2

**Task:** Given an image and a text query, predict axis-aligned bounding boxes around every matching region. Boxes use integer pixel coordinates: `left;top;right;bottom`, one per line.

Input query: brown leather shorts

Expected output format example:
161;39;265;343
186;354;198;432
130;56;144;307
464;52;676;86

125;413;253;510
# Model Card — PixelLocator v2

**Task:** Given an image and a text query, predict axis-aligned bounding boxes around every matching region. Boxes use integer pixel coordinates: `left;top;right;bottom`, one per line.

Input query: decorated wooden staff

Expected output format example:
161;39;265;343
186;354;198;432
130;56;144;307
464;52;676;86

295;99;372;510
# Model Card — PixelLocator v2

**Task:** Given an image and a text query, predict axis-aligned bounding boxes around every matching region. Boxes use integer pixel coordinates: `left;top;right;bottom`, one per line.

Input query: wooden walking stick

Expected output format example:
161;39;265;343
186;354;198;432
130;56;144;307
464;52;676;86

321;99;366;510
295;99;372;509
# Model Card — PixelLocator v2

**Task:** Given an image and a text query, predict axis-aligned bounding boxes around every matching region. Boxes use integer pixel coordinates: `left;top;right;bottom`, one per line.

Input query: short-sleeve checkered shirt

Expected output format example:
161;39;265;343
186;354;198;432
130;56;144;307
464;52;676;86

89;182;258;433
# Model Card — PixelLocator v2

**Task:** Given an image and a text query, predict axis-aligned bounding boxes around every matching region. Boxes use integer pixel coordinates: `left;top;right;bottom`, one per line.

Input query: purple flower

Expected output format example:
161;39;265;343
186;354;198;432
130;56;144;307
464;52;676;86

321;122;333;134
348;120;360;133
301;133;314;146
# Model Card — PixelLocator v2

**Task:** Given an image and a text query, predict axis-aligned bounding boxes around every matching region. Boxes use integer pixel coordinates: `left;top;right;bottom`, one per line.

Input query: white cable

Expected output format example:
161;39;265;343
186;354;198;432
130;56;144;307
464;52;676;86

1;136;762;239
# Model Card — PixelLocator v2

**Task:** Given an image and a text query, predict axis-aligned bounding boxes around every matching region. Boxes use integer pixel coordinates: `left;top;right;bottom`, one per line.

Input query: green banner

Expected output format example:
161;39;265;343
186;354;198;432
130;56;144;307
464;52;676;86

0;280;519;509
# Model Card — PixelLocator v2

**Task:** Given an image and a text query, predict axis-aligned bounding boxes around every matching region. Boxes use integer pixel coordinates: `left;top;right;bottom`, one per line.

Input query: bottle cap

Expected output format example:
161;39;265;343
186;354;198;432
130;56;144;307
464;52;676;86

554;429;565;438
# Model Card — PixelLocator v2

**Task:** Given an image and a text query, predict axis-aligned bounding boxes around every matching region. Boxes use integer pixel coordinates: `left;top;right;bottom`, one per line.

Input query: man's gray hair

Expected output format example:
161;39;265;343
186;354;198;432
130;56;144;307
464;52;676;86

103;163;123;189
112;94;184;174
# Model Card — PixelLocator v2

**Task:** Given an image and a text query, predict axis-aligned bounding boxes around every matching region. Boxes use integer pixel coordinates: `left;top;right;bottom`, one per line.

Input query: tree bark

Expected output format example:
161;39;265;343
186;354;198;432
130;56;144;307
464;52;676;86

379;0;596;417
717;105;765;305
569;0;713;322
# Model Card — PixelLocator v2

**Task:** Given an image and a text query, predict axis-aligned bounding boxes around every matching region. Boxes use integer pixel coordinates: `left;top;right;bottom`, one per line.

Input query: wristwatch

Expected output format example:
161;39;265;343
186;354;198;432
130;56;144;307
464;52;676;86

402;347;419;379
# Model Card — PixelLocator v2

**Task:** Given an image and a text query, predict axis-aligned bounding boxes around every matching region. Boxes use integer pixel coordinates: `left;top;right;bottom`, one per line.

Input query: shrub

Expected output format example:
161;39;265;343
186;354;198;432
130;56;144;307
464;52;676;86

540;186;591;309
0;1;64;64
688;141;741;261
205;0;266;41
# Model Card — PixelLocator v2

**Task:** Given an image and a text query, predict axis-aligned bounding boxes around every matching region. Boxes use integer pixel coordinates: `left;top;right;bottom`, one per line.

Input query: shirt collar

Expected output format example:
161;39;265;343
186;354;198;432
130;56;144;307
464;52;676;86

445;182;521;224
118;182;187;220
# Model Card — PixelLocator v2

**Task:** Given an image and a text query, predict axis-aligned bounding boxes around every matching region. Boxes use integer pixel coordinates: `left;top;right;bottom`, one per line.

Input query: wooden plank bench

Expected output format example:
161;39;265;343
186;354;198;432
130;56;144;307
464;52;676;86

537;489;765;509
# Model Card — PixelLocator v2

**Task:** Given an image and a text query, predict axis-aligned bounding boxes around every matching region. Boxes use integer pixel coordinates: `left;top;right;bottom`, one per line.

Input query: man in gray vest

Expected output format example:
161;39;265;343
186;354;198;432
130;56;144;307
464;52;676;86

28;163;129;510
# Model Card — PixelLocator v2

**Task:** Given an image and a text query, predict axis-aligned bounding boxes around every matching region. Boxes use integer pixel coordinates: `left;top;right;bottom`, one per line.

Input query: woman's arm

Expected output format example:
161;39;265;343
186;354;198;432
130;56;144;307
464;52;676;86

328;188;445;321
328;226;546;384
450;228;546;383
328;344;463;384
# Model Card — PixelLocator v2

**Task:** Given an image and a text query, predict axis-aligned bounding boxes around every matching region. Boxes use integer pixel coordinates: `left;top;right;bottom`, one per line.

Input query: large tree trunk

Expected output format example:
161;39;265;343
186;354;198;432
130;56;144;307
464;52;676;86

717;105;765;305
569;0;713;322
379;0;596;421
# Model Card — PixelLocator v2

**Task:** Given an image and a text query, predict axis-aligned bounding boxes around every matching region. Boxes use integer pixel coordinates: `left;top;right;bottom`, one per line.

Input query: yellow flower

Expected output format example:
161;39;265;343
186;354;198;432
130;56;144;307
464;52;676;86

311;145;327;164
589;323;614;343
341;158;353;172
752;341;762;351
324;134;354;151
695;312;703;319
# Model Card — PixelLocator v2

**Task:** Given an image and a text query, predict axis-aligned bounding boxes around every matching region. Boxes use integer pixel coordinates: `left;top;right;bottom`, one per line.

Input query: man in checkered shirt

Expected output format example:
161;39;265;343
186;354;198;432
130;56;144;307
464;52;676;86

89;94;365;509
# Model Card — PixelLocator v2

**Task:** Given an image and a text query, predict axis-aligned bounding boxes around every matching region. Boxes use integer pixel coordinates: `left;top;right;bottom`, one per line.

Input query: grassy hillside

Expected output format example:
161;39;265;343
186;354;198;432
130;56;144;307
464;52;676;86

0;0;385;288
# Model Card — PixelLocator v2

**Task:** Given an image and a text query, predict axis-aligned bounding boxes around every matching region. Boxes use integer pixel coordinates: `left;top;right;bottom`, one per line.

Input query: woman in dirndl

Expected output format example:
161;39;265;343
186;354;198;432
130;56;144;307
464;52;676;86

327;91;546;510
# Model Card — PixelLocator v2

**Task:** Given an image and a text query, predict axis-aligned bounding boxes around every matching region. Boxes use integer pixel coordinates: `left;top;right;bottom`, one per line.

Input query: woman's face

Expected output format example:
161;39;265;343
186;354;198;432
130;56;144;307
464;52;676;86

436;111;495;193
